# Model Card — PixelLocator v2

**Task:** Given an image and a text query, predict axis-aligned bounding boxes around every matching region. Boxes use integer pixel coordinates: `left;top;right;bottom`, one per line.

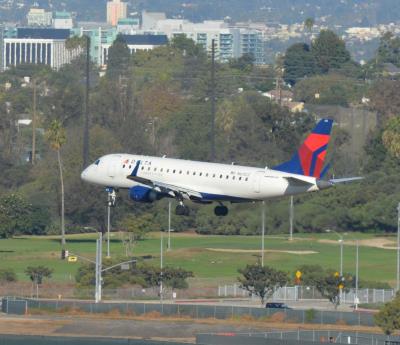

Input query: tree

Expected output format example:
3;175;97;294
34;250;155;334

296;264;325;286
283;43;317;85
311;30;351;73
238;264;288;304
304;18;315;32
376;32;400;67
382;117;400;159
375;292;400;335
106;34;131;80
45;120;67;247
25;265;53;284
315;271;352;308
25;265;53;297
0;268;17;282
118;213;155;256
0;193;49;238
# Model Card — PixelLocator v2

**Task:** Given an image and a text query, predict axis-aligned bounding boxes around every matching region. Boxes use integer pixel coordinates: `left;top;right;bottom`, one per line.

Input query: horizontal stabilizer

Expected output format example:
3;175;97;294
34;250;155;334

330;177;364;184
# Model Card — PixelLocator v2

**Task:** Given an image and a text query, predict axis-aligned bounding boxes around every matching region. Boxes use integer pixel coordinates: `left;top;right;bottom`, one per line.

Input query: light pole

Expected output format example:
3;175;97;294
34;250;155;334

160;230;164;302
167;201;171;251
325;229;343;276
261;201;265;267
105;188;116;258
289;196;294;241
355;240;359;310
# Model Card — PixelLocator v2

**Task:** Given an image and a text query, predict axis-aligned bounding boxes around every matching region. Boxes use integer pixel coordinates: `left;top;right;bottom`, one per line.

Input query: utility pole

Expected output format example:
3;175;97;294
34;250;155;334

397;203;400;291
210;39;216;162
289;196;294;241
261;201;265;267
82;35;90;169
31;78;37;165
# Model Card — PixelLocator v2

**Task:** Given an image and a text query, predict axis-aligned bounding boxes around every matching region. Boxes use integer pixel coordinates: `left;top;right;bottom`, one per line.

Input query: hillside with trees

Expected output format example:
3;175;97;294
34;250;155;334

0;30;400;240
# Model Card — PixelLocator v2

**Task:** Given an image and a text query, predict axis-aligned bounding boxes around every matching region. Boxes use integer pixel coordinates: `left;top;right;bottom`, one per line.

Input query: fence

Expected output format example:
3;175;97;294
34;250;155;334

218;285;395;304
2;298;376;327
197;330;399;345
0;282;218;300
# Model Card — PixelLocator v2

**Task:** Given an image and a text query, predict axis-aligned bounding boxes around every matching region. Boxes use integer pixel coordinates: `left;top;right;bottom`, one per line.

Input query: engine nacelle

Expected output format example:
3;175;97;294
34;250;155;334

129;186;160;203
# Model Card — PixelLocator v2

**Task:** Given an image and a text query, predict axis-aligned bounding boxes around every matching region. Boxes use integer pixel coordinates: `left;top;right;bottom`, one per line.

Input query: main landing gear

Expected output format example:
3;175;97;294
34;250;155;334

214;205;228;217
175;203;190;216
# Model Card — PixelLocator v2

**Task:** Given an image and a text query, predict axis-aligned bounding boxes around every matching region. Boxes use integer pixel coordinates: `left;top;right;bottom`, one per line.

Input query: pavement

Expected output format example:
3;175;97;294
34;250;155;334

0;314;278;343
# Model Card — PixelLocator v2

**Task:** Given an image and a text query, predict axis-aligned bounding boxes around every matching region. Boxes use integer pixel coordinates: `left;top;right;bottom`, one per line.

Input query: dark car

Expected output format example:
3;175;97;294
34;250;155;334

265;302;291;309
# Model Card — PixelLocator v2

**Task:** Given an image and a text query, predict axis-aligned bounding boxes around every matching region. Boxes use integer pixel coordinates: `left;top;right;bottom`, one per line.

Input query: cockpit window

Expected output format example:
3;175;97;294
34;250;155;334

94;159;100;165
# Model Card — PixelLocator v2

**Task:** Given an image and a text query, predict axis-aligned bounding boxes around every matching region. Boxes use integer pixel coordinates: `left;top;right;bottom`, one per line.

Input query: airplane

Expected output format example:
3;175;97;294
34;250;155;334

81;119;362;216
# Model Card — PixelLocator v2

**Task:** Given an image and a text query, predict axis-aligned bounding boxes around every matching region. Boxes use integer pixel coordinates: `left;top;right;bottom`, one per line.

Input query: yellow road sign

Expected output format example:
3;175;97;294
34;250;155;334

68;256;78;262
295;270;302;279
338;283;344;290
334;271;340;277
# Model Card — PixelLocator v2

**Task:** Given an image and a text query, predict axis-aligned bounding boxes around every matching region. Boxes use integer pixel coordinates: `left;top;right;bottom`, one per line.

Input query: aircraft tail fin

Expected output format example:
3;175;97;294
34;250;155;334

273;119;334;178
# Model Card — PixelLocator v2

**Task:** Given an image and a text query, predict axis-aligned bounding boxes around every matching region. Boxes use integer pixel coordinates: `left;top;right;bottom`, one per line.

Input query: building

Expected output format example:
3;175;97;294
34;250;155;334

107;0;128;26
239;29;265;64
117;18;140;34
27;8;52;27
100;34;168;65
53;12;73;29
3;28;82;70
141;11;166;30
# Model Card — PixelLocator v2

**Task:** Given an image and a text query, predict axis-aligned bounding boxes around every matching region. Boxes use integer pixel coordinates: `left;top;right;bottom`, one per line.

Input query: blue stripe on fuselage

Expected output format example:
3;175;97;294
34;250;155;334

200;193;254;203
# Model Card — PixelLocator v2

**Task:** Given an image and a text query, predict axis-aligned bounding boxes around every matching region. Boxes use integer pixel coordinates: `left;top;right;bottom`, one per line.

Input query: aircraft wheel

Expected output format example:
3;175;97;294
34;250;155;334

214;205;228;216
175;204;190;216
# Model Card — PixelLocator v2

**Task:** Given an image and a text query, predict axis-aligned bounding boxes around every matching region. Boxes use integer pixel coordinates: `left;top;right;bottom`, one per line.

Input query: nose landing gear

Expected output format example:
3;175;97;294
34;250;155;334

175;203;190;216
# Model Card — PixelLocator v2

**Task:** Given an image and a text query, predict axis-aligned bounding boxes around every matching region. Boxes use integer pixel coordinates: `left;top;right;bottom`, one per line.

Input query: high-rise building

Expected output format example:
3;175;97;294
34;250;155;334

107;0;127;26
3;28;82;70
27;8;53;27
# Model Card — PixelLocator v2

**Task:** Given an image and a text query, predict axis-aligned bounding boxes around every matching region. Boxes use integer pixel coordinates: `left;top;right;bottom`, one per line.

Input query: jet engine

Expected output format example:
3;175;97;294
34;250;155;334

129;186;161;203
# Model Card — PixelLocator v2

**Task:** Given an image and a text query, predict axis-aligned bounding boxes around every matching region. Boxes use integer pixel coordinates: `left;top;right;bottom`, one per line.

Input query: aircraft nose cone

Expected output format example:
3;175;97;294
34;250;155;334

81;167;89;181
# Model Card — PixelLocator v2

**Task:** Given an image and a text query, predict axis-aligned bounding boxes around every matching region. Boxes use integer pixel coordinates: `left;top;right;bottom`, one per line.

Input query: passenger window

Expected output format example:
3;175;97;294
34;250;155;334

213;174;216;178
179;170;182;174
199;173;202;176
220;174;223;178
154;167;157;171
232;176;235;180
206;173;209;177
193;172;196;176
187;171;190;175
239;177;242;181
123;164;125;168
167;169;170;173
245;178;248;181
173;169;176;173
147;167;150;171
160;168;163;172
129;165;132;169
226;175;229;179
141;166;144;170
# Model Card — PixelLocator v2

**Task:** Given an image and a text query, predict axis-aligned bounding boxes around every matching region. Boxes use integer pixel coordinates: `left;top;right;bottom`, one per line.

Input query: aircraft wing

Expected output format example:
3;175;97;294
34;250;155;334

127;162;203;199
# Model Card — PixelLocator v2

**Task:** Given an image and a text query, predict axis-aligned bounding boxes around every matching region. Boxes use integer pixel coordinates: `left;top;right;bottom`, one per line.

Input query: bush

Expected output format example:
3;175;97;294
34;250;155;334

305;308;317;322
0;268;17;282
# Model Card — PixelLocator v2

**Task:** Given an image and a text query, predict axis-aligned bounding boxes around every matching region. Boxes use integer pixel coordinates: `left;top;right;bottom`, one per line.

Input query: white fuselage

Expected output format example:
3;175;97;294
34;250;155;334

81;154;321;202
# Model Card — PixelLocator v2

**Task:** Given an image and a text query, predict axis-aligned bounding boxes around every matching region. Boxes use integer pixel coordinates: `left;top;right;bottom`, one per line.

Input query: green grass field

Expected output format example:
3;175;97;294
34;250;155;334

0;232;397;286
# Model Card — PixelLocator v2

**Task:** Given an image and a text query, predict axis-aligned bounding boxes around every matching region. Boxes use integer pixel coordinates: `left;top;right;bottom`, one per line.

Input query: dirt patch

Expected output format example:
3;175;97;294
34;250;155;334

205;248;318;255
318;238;397;250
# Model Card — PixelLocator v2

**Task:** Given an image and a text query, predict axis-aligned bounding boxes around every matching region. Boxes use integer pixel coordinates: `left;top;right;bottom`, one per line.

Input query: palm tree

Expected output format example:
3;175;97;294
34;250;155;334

45;120;67;247
304;18;315;32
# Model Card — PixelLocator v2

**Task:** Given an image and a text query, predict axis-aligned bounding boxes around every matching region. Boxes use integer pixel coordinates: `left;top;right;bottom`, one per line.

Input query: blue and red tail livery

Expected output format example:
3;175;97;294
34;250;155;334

273;119;333;178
